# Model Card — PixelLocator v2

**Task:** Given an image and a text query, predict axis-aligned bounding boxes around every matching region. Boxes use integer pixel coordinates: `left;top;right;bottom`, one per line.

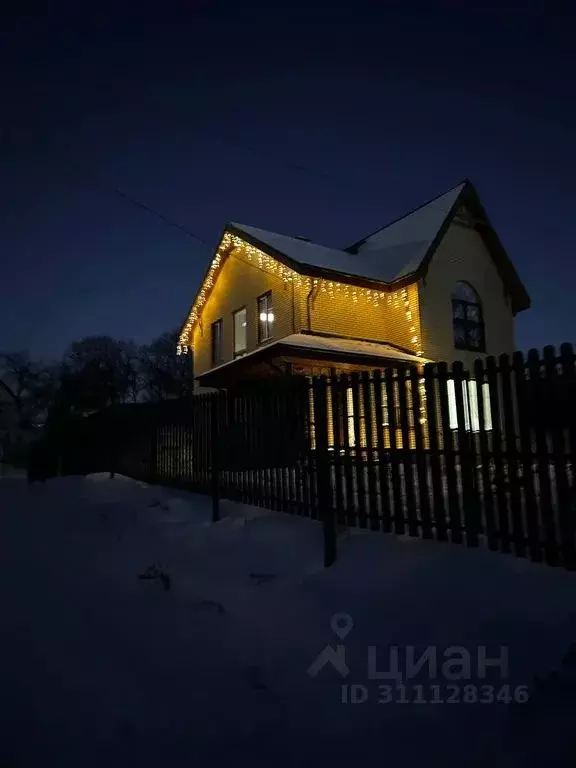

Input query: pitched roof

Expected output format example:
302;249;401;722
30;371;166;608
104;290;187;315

229;180;530;313
344;182;466;279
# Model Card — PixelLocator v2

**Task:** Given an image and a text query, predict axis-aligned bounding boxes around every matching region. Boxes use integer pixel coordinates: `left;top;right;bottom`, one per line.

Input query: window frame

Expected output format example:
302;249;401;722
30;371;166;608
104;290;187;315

452;282;485;353
232;305;248;358
211;318;223;366
257;291;274;344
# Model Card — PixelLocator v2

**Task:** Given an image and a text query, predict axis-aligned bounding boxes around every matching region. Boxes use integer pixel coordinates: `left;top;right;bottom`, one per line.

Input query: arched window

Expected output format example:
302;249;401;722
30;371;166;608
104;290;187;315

452;282;485;352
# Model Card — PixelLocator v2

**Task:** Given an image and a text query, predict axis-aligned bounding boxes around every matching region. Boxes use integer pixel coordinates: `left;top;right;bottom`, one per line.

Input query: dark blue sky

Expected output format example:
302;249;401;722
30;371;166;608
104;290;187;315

2;2;575;361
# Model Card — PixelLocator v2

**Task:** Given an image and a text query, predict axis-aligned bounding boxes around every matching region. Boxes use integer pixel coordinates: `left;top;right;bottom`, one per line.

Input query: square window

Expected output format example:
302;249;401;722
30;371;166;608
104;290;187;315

233;307;247;356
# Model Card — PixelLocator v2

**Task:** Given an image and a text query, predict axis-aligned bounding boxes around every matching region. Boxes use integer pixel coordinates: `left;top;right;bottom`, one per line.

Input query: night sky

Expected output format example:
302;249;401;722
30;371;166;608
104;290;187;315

2;3;575;362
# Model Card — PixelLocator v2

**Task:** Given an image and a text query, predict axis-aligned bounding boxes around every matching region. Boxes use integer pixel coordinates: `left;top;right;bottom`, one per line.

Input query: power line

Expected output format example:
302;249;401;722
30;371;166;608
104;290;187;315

208;133;345;185
27;135;215;248
106;184;211;247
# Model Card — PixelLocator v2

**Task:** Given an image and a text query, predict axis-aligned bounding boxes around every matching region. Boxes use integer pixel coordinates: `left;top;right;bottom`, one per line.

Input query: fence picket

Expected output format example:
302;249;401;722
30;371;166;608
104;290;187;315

543;346;575;569
473;359;497;551
423;363;447;541
385;367;404;535
452;361;479;547
513;351;541;562
350;373;366;528
500;353;525;558
339;374;355;527
437;362;461;543
373;370;392;533
330;375;345;526
486;356;511;555
361;372;379;531
410;364;432;539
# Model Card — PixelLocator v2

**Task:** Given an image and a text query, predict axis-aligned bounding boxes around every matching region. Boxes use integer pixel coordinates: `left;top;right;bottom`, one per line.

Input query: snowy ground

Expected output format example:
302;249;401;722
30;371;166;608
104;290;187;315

1;471;576;767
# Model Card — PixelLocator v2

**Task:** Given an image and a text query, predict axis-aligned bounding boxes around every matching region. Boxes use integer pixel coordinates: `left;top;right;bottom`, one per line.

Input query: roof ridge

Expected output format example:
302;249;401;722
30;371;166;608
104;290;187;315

344;179;469;254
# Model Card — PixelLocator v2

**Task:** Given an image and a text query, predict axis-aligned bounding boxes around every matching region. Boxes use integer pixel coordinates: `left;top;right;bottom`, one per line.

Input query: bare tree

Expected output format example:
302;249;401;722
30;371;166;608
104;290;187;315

61;336;141;413
140;330;194;401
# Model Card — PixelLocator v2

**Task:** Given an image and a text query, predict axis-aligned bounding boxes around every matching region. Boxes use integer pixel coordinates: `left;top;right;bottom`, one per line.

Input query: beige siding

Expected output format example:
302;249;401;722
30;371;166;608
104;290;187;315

193;252;424;379
301;282;421;353
193;249;298;377
418;220;515;369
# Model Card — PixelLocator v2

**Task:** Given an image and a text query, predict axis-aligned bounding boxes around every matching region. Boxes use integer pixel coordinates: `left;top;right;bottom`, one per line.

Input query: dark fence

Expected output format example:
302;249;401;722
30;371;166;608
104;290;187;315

41;344;576;570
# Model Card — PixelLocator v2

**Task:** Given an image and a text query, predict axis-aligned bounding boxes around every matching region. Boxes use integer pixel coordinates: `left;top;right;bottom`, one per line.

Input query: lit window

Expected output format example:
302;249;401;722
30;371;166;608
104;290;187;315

447;379;492;432
346;387;356;447
233;307;247;357
211;319;223;366
452;282;485;353
257;292;273;342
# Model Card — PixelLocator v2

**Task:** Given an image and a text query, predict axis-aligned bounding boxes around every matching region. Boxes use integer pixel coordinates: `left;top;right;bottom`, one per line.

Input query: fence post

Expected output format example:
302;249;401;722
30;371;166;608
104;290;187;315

313;376;336;567
211;393;220;523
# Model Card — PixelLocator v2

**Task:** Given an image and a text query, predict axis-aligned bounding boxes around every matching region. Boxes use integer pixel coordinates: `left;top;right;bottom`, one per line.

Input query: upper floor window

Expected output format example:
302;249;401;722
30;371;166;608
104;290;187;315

258;291;274;343
233;307;247;357
452;282;485;353
211;318;223;365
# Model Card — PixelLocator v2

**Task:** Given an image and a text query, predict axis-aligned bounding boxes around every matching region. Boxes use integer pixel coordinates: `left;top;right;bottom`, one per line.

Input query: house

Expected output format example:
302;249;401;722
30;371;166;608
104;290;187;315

178;180;530;392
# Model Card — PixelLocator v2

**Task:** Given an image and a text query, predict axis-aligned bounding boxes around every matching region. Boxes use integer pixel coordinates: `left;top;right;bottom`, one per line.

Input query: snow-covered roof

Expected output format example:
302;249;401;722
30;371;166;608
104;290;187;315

280;334;431;363
229;223;370;279
197;334;430;379
345;182;466;280
230;182;465;284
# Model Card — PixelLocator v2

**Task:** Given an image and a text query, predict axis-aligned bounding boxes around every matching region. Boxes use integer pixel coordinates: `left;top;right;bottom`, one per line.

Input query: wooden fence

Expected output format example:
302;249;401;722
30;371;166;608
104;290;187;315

52;344;576;570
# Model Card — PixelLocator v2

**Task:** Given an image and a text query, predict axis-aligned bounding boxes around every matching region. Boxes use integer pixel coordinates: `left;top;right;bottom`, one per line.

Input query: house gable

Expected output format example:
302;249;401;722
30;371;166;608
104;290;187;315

346;180;530;315
418;213;515;369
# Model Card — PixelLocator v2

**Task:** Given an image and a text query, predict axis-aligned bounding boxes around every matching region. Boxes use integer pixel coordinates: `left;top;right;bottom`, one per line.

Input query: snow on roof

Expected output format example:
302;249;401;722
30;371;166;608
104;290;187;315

281;334;431;363
345;182;466;280
230;182;466;284
229;222;368;279
197;334;429;378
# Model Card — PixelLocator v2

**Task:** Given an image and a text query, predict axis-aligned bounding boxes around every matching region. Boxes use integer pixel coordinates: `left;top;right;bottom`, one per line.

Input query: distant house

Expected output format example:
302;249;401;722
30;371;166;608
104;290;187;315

178;180;530;390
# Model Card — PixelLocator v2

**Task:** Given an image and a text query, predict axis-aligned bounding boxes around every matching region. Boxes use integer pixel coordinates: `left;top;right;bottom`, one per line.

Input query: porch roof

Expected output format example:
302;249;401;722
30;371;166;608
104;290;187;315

196;333;431;384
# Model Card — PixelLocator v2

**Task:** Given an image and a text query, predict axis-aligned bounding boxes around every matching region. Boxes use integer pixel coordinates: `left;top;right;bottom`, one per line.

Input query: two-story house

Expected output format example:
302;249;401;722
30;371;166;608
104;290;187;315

178;180;530;392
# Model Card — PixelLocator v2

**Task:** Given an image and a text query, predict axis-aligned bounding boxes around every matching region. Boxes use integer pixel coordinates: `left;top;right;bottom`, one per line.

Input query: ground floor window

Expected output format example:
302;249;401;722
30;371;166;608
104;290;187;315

447;380;492;432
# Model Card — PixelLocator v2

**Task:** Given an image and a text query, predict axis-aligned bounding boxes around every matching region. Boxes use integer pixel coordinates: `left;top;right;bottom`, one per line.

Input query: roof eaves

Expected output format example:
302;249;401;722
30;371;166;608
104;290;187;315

227;224;421;291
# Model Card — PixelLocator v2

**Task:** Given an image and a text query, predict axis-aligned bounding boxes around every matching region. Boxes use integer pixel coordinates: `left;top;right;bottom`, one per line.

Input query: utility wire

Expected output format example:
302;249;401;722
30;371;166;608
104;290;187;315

106;183;212;247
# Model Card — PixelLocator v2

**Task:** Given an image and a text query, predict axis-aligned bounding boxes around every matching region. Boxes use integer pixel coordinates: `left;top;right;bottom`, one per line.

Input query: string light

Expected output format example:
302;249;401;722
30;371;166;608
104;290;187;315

178;231;425;355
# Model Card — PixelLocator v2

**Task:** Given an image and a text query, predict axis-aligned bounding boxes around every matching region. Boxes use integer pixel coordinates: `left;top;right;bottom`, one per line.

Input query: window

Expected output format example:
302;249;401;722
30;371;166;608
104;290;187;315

211;319;223;365
233;307;247;357
452;282;485;352
257;292;274;343
447;379;493;432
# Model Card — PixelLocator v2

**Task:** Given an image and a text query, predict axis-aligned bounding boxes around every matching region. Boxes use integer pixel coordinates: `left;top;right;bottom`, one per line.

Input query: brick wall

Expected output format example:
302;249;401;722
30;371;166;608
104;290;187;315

302;281;421;354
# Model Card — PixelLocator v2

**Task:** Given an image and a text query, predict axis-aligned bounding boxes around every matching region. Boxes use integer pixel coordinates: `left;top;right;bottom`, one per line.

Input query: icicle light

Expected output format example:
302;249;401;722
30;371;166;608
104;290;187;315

178;232;423;355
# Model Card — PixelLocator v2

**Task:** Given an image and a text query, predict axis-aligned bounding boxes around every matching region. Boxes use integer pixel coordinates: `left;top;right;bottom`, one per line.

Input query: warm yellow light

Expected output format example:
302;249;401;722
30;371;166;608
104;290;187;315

178;231;423;355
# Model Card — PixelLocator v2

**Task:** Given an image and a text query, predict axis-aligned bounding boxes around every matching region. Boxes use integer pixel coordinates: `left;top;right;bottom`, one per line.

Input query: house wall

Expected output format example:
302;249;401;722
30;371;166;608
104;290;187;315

418;220;515;370
193;246;424;380
302;281;421;355
193;250;298;378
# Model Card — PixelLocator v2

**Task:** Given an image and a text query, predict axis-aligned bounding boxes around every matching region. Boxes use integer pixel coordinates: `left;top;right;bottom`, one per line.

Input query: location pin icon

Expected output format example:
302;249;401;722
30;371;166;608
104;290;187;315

330;612;354;640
